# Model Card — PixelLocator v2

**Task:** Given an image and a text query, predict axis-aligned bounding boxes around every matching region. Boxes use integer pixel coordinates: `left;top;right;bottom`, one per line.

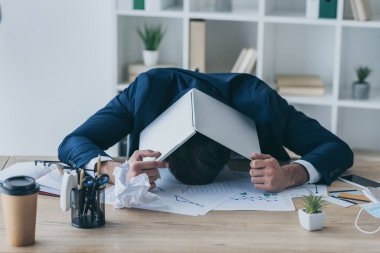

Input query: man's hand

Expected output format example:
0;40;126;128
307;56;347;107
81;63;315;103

249;153;309;192
127;150;169;189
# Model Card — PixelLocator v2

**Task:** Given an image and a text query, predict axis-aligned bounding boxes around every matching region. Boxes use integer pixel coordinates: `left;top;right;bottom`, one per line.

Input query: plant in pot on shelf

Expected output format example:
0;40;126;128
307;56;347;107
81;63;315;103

298;194;326;231
352;66;372;99
137;24;165;66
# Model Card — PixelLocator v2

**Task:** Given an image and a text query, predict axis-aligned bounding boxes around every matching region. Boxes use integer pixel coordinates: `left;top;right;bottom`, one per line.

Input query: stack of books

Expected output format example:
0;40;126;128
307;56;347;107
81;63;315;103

231;48;257;74
350;0;371;21
128;63;175;83
276;74;325;96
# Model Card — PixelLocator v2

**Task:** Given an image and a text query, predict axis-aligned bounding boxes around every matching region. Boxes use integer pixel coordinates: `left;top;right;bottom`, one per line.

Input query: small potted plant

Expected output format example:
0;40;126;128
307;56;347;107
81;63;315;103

137;24;165;66
298;194;326;231
352;66;372;99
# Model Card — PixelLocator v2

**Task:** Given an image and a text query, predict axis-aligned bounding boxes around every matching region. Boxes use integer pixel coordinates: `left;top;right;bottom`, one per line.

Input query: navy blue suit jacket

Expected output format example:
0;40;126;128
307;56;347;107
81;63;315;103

58;68;353;185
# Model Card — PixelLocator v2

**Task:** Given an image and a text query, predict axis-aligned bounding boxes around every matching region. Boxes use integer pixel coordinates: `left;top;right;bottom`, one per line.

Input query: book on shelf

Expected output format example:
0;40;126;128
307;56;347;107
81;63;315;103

128;63;176;83
276;74;324;87
231;48;247;73
231;48;257;74
0;162;65;196
350;0;371;21
276;74;325;96
277;86;325;96
306;0;320;19
350;0;360;20
133;0;144;10
319;0;337;19
189;19;206;73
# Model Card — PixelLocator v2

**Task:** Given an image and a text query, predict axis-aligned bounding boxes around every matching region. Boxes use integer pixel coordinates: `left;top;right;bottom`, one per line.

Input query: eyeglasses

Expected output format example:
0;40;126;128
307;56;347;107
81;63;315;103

33;160;96;182
34;160;66;182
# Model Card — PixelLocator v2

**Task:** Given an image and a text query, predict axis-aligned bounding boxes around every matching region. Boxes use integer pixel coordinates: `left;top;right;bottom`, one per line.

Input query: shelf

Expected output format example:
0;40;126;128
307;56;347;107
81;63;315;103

115;0;380;153
190;0;259;16
189;11;259;22
338;99;380;109
283;93;334;106
339;74;380;110
342;0;380;28
117;9;183;18
262;24;336;96
339;27;380;107
265;9;305;18
338;90;380;109
264;15;336;26
342;15;380;28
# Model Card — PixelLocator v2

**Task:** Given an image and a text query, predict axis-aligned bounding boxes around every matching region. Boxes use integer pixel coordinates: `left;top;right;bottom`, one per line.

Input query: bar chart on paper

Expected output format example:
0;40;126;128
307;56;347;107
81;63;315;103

155;168;295;214
179;181;241;194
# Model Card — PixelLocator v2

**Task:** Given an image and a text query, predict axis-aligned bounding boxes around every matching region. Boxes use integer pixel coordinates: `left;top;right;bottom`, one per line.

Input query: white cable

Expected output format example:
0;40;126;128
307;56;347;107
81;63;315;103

355;208;380;234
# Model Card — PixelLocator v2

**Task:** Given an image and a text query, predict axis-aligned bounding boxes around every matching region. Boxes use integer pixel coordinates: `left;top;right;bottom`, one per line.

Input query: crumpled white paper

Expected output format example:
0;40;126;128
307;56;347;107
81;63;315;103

105;162;166;209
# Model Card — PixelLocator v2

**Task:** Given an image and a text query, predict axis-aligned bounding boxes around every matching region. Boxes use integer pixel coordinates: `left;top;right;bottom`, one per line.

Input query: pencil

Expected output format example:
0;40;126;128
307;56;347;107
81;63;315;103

79;169;85;190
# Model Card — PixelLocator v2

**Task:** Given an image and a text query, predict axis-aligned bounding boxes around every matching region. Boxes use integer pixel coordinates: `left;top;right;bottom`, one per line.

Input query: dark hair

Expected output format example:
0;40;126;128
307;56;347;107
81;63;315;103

166;133;231;185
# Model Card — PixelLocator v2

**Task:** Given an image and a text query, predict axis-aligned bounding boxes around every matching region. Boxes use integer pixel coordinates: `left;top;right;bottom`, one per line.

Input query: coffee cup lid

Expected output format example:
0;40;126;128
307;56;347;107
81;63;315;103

0;176;40;196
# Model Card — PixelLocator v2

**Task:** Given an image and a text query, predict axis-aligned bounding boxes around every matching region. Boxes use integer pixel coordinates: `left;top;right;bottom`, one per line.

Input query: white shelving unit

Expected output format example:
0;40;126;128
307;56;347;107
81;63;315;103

114;0;380;152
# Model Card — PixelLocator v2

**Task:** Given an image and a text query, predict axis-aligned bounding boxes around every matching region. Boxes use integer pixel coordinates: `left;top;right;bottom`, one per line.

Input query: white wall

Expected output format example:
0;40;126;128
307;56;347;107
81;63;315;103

0;0;115;156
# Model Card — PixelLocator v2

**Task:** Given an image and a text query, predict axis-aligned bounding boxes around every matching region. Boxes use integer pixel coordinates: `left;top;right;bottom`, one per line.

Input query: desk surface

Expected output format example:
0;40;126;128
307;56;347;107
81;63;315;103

0;156;379;252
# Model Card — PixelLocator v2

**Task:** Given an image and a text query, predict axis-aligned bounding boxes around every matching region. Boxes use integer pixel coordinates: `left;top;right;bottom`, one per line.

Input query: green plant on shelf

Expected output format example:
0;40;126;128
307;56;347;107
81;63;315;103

301;194;324;214
356;66;372;83
137;24;165;51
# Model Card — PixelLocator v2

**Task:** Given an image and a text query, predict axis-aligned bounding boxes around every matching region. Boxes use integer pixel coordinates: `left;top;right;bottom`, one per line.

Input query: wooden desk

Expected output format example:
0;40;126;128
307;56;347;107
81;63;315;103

0;156;379;252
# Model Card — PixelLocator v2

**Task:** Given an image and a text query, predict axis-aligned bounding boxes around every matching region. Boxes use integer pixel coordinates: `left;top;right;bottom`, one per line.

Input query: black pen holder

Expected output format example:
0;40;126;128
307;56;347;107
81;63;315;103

70;186;105;229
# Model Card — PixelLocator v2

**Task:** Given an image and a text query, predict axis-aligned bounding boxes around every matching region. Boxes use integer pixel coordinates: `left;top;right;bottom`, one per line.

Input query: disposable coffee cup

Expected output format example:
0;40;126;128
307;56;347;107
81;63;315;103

0;176;40;246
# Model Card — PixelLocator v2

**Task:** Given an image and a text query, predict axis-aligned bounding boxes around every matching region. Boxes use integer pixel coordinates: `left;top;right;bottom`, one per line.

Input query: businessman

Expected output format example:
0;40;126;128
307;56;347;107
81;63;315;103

58;68;354;192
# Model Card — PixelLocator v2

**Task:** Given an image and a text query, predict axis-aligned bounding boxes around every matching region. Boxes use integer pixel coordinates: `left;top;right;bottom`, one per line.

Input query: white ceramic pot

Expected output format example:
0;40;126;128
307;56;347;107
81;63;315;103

143;50;159;66
298;209;326;231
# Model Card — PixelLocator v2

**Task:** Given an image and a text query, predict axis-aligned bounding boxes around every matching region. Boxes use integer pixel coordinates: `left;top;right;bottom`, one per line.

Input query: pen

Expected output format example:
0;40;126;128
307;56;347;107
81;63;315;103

331;195;357;205
96;154;101;178
329;189;358;193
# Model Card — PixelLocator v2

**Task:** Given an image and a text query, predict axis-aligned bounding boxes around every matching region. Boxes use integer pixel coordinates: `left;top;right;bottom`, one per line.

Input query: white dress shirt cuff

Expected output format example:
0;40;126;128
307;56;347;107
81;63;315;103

84;156;113;176
292;159;321;184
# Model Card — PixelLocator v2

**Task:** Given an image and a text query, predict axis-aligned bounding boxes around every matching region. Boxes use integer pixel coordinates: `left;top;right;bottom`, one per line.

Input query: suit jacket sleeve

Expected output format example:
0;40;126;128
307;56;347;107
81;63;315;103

267;90;354;185
58;86;136;168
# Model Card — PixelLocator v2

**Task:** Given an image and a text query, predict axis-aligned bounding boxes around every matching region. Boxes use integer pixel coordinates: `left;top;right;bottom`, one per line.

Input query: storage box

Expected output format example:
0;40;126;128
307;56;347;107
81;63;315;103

139;88;261;161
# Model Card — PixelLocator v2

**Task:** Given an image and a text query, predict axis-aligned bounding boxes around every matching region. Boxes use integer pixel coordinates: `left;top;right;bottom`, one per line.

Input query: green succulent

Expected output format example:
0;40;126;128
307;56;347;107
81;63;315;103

301;194;324;214
356;66;372;83
137;24;165;51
